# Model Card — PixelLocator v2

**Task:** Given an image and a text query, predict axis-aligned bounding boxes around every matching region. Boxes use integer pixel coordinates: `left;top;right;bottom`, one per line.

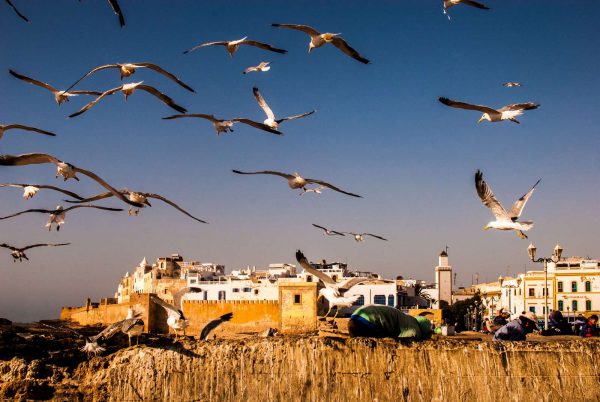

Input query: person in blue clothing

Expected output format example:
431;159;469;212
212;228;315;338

541;310;573;336
580;314;599;338
348;305;433;339
493;312;538;341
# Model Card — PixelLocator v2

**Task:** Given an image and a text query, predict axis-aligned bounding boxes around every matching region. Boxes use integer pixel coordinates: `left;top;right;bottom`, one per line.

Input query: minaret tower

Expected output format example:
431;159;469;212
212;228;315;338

435;248;453;305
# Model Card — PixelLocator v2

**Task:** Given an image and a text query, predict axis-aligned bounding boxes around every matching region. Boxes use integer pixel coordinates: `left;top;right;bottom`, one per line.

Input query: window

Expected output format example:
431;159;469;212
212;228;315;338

571;282;578;292
585;281;591;292
294;294;301;304
586;300;592;311
232;288;240;293
558;300;564;311
243;287;251;293
353;295;365;306
374;295;386;305
306;275;312;282
332;275;338;282
572;300;578;312
254;289;259;295
218;291;226;300
387;295;395;306
528;288;535;297
543;306;546;314
190;279;197;284
557;282;563;292
529;306;536;313
518;289;522;296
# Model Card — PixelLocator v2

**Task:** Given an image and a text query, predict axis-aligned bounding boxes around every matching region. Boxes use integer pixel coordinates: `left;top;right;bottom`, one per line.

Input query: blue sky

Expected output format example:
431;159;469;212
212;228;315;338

1;1;599;321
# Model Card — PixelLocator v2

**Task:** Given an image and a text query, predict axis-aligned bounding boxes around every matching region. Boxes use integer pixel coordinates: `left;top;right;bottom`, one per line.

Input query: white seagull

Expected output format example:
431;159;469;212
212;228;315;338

0;153;144;208
0;182;85;200
232;170;362;198
9;70;102;106
443;0;490;20
243;61;271;74
79;307;144;356
296;250;380;319
68;81;187;118
0;124;55;140
150;287;203;340
252;87;315;130
343;232;388;242
0;242;70;262
438;97;540;124
503;82;523;88
162;113;282;135
64;62;194;93
312;224;345;236
272;23;370;64
183;37;287;57
475;170;541;239
0;204;123;231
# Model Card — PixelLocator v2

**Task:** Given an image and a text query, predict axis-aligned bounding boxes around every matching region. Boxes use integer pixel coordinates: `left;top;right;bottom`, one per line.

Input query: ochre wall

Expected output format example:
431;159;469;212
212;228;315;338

279;282;318;333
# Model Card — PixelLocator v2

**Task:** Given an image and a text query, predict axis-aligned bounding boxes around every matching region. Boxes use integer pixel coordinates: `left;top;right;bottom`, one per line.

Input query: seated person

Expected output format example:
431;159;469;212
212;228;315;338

542;310;573;336
580;314;599;337
348;305;432;340
486;308;510;334
493;312;538;341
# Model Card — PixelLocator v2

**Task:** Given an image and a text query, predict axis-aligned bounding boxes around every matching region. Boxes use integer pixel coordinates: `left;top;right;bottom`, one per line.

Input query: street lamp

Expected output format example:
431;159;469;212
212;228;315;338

528;243;563;330
498;276;522;316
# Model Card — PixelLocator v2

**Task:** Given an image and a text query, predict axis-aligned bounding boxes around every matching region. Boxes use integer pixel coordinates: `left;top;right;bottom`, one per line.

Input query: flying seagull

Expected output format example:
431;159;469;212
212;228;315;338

199;312;234;340
0;182;85;200
438;97;539;124
64;62;194;93
296;250;380;319
0;242;70;262
232;170;362;198
243;62;271;74
183;37;287;57
106;0;125;27
162;113;282;136
9;69;102;106
0;124;55;140
0;153;144;208
343;232;388;242
272;23;370;64
69;82;186;118
64;189;208;223
150;287;203;340
252;87;315;130
312;224;345;236
443;0;490;20
503;82;523;88
0;204;123;231
475;170;541;239
5;0;29;22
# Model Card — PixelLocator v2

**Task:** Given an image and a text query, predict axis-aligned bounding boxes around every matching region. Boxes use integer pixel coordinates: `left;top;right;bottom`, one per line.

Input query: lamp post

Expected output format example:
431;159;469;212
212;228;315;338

498;276;522;316
528;243;563;330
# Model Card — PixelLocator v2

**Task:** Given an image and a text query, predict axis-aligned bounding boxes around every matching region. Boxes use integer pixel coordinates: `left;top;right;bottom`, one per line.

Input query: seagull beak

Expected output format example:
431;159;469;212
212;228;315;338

483;226;489;231
477;117;485;124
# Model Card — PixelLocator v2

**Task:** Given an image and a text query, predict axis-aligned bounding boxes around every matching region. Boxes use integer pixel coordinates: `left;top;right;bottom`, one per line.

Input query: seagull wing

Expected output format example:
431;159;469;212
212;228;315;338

136;84;187;113
63;64;120;93
305;178;362;198
295;250;337;285
363;233;388;241
91;320;124;342
172;286;203;314
5;0;29;22
62;204;123;213
508;179;541;220
20;243;70;251
276;110;315;124
0;183;85;200
329;37;370;64
135;63;195;92
63;191;115;204
498;102;539;112
231;118;282;135
438;97;498;114
183;41;229;54
71;165;144;207
252;87;275;120
68;86;121;118
232;170;293;180
338;277;382;292
107;0;125;27
69;90;104;96
271;23;321;37
143;193;208;223
163;113;217;122
0;153;60;166
150;295;182;320
0;208;54;220
312;223;329;231
461;0;490;10
3;124;56;136
475;170;508;219
241;40;287;54
0;243;17;251
9;70;58;93
312;224;345;236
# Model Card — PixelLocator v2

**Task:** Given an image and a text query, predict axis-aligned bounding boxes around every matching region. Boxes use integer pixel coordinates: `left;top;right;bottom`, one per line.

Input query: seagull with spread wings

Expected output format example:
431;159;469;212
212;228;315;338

64;62;194;93
438;97;539;124
5;0;29;22
68;81;186;118
0;242;70;262
243;61;271;74
0;182;84;200
503;82;523;88
296;250;382;319
232;169;362;198
64;189;208;223
184;37;287;57
252;87;315;131
312;224;345;236
9;69;102;106
162;113;282;136
0;124;55;140
443;0;490;20
475;170;541;239
272;23;370;64
0;204;123;231
344;232;388;242
150;287;203;340
0;153;143;208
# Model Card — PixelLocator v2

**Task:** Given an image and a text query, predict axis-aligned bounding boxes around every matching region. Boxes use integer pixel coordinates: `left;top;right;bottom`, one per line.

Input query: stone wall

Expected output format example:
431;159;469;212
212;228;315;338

279;282;318;333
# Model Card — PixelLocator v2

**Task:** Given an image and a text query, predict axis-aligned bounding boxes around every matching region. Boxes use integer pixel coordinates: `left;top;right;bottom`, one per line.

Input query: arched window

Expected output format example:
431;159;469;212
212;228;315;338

571;281;578;292
332;275;338;282
557;300;564;311
387;295;395;306
585;300;592;311
306;275;312;282
572;300;578;312
585;281;591;292
218;290;226;300
353;295;365;306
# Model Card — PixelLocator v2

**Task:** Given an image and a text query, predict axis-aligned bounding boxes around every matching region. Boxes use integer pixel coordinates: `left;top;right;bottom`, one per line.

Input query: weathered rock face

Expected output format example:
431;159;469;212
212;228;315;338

2;334;600;401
